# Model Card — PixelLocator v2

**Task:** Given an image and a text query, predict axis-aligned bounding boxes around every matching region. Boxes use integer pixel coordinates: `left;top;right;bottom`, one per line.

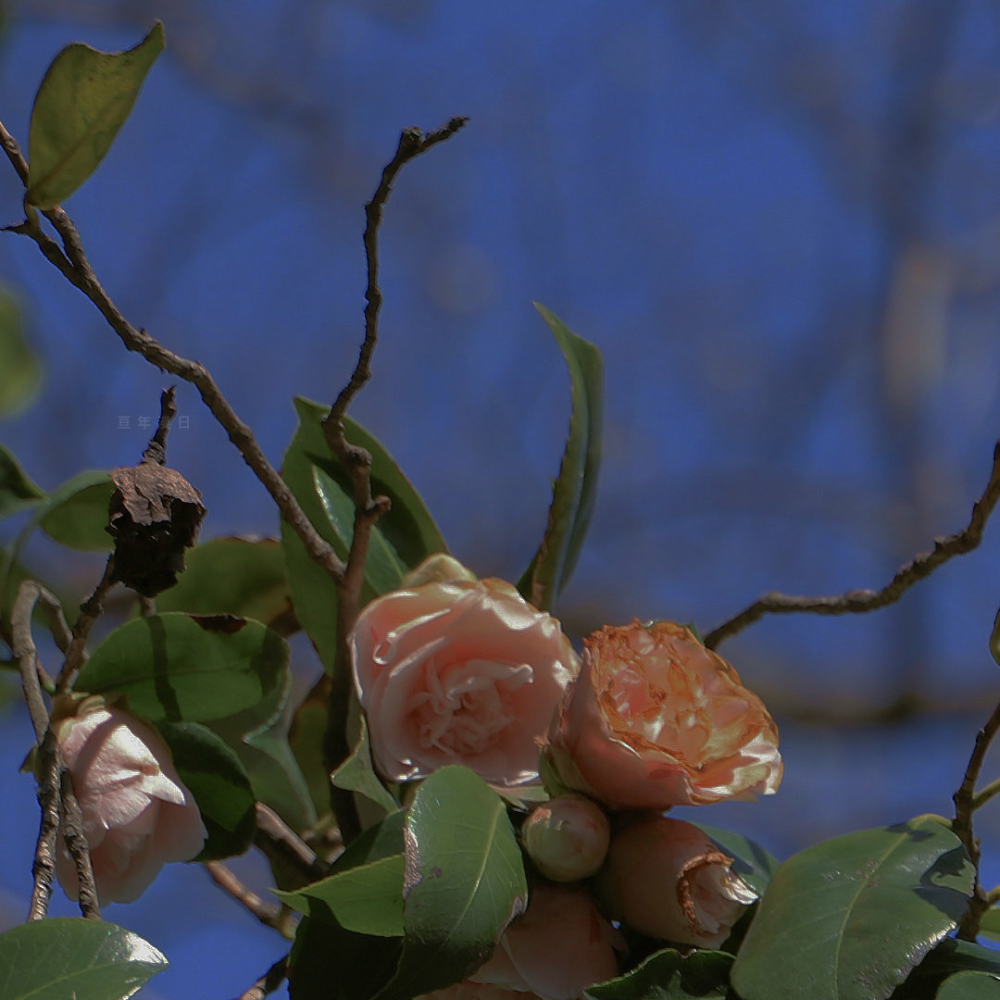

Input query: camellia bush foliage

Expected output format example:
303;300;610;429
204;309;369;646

3;21;1000;1000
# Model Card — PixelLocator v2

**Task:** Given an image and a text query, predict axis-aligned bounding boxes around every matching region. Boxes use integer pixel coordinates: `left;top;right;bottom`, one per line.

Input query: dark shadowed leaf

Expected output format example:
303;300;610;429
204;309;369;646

157;721;256;861
0;917;167;1000
585;948;734;1000
27;22;165;208
156;535;294;631
75;612;289;725
0;444;45;519
890;938;1000;999
731;817;975;1000
518;304;603;611
280;397;446;672
0;290;41;416
288;914;402;1000
374;765;528;1000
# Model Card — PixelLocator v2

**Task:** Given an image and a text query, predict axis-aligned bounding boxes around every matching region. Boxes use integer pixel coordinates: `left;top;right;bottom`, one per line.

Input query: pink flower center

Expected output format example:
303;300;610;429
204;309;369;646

410;658;533;756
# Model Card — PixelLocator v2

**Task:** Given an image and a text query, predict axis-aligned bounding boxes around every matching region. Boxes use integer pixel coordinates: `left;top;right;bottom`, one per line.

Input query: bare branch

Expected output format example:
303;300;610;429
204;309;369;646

253;803;328;887
11;581;99;919
0;119;345;584
56;555;116;694
706;440;1000;649
232;953;288;1000
319;116;468;845
952;695;1000;940
206;861;289;935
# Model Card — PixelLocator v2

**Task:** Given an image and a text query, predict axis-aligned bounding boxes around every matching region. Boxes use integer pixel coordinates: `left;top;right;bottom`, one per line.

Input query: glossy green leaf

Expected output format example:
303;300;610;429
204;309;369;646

585;948;734;1000
332;809;406;873
0;290;41;415
0;917;167;1000
0;444;45;519
280;397;447;671
26;22;165;209
731;817;975;1000
288;914;402;1000
157;721;256;861
374;765;529;1000
518;304;603;611
688;821;781;897
891;938;1000;999
75;612;289;725
38;470;114;550
157;536;294;631
208;664;316;835
332;713;400;815
288;680;333;818
276;854;405;936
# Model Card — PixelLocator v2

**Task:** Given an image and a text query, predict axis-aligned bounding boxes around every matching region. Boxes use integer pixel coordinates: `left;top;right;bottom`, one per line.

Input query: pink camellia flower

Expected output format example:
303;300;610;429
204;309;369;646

471;884;621;1000
521;794;611;882
596;816;757;948
54;702;207;905
545;620;781;809
350;573;579;786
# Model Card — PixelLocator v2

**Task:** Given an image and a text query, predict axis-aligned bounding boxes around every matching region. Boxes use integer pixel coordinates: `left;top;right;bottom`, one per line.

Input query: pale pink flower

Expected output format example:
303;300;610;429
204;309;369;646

597;816;757;948
55;704;206;904
350;575;578;786
546;621;781;809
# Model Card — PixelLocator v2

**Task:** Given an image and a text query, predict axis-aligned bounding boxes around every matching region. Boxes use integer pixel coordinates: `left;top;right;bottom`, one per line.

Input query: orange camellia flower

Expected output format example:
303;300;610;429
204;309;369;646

470;884;621;1000
545;620;781;809
350;569;579;787
596;816;757;948
54;702;207;905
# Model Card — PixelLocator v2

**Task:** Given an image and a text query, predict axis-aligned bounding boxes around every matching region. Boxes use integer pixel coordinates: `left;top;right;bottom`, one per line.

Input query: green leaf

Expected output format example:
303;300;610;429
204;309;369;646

38;470;114;551
331;713;400;815
687;821;781;897
276;854;406;936
280;397;447;671
731;817;975;1000
585;948;734;1000
0;290;41;415
288;681;334;819
0;444;45;519
331;809;407;873
518;304;603;611
891;938;1000;999
0;917;167;1000
207;665;316;836
288;914;402;1000
979;906;1000;941
156;535;294;631
157;721;256;862
75;612;289;725
374;765;529;1000
26;22;165;209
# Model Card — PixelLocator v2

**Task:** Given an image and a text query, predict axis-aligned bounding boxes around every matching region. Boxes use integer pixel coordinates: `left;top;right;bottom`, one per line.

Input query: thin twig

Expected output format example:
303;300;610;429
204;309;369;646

952;696;1000;940
206;861;289;934
11;581;100;919
253;803;328;887
706;440;1000;649
0;119;344;584
59;767;101;919
142;385;177;466
319;117;468;845
232;953;289;1000
56;555;116;693
972;775;1000;813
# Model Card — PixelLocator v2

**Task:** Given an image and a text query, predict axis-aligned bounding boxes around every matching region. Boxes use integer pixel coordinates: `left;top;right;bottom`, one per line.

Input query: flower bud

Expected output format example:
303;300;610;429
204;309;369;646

522;794;610;881
596;816;756;948
54;700;207;904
